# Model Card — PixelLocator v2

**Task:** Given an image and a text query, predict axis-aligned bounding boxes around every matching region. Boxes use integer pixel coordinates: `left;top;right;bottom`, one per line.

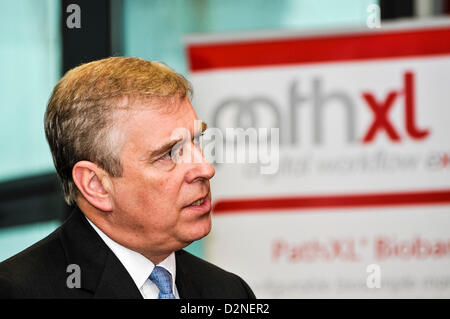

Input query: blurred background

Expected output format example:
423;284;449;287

0;0;449;298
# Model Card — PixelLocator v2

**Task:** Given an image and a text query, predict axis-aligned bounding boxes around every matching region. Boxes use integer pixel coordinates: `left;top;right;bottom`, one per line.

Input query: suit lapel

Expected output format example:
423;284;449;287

93;251;142;299
175;250;203;298
59;206;142;298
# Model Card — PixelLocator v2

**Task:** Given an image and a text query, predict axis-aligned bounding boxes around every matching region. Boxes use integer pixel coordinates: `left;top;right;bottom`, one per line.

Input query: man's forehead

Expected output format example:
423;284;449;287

154;109;201;138
118;97;195;127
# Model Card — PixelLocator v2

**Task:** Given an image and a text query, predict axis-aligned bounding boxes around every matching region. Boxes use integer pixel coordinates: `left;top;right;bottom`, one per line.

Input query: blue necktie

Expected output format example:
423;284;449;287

149;266;176;299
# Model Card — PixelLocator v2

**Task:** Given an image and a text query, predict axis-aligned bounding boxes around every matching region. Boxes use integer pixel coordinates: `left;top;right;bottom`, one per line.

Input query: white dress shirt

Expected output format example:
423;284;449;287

85;217;179;299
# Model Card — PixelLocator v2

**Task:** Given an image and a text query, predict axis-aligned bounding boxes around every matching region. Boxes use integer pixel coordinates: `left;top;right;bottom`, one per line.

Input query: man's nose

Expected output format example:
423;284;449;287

185;143;215;182
197;158;215;181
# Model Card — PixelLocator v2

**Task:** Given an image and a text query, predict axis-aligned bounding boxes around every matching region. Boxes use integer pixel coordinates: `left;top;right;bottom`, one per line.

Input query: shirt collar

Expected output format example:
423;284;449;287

85;216;177;292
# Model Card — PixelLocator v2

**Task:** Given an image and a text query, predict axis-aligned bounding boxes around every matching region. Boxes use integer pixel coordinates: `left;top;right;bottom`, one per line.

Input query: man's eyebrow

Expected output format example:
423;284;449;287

147;122;208;160
148;138;183;159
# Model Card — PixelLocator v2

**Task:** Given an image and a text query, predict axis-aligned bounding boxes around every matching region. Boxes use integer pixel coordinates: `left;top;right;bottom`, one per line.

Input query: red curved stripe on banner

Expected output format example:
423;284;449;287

188;27;450;72
212;189;450;214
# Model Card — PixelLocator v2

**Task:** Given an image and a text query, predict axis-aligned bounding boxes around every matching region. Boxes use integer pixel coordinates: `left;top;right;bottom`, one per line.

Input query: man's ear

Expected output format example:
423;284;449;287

72;161;114;212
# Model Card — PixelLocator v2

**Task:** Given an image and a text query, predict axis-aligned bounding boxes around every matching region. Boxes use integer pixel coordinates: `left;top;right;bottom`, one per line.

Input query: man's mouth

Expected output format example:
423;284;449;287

183;195;211;213
190;197;205;206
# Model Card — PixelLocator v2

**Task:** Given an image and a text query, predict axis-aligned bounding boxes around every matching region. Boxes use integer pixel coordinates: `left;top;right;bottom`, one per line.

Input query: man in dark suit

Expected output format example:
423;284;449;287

0;57;255;299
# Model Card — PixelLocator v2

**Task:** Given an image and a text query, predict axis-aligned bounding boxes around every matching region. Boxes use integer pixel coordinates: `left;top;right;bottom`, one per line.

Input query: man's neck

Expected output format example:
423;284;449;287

77;199;172;265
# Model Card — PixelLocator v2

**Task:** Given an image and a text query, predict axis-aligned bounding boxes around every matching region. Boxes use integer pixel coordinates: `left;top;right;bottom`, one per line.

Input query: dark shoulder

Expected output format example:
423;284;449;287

0;226;65;298
176;249;256;298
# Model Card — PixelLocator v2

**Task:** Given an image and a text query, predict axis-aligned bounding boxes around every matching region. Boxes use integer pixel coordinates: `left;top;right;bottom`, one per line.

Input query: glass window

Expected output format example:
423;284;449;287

0;0;61;261
123;0;377;76
0;0;61;182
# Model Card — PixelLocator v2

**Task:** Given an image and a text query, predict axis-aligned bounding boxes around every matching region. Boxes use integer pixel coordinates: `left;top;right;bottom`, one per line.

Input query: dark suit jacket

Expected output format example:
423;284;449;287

0;206;255;299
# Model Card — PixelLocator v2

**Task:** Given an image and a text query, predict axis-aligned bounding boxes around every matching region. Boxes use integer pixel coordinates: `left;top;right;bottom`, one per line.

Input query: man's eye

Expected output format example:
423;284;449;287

153;149;177;172
159;145;183;162
159;151;172;161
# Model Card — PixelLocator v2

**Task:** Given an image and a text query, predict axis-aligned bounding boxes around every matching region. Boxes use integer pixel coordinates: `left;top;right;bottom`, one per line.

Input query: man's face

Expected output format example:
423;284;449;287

107;96;215;257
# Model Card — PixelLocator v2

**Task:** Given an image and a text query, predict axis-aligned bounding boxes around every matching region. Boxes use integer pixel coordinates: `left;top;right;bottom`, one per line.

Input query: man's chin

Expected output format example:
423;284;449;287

181;220;212;246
